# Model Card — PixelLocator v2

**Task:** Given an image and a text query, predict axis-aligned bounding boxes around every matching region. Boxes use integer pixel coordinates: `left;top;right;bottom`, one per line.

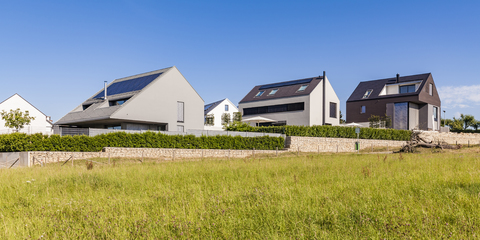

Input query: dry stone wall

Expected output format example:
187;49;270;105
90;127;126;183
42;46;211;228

418;131;480;145
27;148;280;166
287;136;407;153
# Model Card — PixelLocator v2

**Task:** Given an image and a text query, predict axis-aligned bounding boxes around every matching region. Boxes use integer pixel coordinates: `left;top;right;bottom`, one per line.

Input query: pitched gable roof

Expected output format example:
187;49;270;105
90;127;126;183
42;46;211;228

204;99;225;114
239;76;323;103
347;73;431;102
55;67;173;125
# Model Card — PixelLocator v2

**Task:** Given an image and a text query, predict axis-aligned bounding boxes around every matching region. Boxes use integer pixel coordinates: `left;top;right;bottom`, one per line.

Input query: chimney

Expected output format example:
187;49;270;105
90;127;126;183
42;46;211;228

396;73;400;83
104;81;108;100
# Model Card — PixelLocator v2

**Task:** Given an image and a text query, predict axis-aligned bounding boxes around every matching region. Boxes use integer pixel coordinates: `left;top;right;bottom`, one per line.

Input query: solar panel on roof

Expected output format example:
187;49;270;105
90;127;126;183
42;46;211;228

93;72;162;99
259;78;313;90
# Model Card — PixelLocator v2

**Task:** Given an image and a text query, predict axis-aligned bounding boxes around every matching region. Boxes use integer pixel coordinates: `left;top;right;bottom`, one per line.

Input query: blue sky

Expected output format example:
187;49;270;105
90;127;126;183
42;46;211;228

1;0;479;122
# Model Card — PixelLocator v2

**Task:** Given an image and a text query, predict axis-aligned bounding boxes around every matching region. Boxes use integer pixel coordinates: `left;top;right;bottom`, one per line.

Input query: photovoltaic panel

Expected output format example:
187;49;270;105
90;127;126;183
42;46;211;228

94;72;162;99
258;78;313;90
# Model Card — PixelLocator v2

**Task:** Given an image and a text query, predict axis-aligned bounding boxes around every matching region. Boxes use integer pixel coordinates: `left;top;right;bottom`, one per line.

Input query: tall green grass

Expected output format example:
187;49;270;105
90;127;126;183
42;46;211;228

1;149;479;238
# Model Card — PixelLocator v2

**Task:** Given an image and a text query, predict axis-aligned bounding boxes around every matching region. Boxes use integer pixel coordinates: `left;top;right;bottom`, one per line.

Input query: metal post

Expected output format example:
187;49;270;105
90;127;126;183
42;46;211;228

297;147;299;156
228;149;230;159
253;148;255;158
276;147;278;157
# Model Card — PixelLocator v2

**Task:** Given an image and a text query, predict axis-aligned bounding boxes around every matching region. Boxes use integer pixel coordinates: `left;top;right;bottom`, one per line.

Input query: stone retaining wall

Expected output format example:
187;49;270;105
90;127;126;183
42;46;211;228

27;148;281;166
418;131;480;145
287;136;407;153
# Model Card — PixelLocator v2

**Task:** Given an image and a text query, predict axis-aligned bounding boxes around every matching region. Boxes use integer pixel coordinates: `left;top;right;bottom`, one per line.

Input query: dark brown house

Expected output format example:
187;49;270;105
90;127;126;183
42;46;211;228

346;73;441;130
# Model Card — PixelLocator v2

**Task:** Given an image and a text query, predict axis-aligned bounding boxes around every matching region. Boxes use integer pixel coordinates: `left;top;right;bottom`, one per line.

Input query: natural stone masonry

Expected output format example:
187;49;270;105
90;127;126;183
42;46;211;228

417;131;480;145
26;148;281;167
23;131;480;167
287;136;407;153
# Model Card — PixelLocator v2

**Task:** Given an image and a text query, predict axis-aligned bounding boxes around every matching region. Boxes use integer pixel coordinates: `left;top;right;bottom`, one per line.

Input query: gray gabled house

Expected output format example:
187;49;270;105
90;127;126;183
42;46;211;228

238;72;340;126
346;73;441;130
55;66;204;132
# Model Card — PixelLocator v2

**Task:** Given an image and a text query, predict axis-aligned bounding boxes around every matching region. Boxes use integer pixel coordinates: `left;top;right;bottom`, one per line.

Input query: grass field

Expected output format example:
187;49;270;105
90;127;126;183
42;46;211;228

1;148;480;239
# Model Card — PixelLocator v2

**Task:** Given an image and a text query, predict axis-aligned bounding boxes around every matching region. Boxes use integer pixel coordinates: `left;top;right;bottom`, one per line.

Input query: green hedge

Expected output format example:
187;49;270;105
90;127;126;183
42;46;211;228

0;132;285;152
226;124;411;141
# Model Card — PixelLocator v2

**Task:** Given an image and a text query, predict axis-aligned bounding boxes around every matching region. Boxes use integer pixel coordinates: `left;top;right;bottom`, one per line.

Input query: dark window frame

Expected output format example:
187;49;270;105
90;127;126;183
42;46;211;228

399;84;416;94
330;102;337;118
243;102;305;116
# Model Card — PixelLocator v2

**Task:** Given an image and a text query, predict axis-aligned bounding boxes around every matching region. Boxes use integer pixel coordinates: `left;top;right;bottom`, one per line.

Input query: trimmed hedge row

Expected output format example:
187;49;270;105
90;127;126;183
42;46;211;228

226;124;412;141
0;132;285;152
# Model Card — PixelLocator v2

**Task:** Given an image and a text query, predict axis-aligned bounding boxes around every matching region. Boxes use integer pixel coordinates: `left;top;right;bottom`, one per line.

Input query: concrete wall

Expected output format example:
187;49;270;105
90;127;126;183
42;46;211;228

287;136;407;153
112;66;204;131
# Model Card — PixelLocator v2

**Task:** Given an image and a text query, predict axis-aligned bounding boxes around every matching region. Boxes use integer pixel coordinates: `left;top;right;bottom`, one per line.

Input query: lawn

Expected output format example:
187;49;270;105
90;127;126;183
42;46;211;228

1;148;479;239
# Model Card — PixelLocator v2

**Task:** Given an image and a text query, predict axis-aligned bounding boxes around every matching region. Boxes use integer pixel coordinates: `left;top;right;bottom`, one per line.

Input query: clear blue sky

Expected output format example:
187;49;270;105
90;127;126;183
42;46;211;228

1;0;479;122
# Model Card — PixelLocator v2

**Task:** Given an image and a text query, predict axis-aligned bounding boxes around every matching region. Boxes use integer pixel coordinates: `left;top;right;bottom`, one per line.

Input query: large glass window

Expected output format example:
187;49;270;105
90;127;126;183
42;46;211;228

243;102;305;116
399;84;416;93
330;102;337;118
433;106;438;121
394;102;408;130
268;89;278;95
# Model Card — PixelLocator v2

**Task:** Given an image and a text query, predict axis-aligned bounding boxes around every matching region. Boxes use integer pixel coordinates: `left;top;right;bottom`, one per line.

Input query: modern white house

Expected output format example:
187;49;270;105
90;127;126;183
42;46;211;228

204;98;239;130
55;66;204;133
0;94;53;134
238;72;340;126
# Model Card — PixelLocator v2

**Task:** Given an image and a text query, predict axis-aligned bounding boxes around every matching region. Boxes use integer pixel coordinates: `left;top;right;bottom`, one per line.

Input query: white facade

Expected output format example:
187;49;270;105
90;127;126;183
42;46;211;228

204;98;239;131
238;76;340;127
0;94;53;134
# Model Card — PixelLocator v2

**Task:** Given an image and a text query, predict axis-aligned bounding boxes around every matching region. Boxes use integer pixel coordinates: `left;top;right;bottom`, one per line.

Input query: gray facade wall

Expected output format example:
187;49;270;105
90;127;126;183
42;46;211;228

238;95;311;126
111;67;204;131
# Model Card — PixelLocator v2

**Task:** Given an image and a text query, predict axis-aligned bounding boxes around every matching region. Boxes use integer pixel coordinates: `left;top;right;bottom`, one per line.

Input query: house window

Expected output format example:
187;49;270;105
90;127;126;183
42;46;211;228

297;85;308;92
109;98;130;106
225;104;229;111
429;83;433;96
361;106;366;114
268;89;278;95
177;101;184;122
433;106;438;121
255;91;264;97
107;126;121;130
362;89;373;99
243;102;305;116
83;104;93;110
399;84;416;93
330;102;337;118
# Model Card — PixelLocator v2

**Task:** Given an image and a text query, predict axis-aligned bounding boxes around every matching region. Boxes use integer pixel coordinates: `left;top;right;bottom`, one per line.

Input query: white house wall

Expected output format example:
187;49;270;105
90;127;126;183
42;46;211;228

0;94;52;134
204;99;238;131
238;95;310;126
324;77;340;125
111;67;204;131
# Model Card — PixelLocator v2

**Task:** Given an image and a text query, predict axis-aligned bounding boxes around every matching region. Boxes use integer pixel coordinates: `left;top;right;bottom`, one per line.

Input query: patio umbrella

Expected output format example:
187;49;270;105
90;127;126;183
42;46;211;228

344;122;363;127
242;116;275;127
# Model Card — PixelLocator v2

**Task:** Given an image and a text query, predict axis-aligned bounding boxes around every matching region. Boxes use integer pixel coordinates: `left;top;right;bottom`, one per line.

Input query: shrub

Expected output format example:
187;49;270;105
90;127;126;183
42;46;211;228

226;125;411;141
0;132;284;152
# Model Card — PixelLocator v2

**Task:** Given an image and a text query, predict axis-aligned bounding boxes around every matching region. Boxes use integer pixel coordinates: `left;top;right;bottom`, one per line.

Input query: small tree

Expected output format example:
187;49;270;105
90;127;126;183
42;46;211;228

339;111;346;124
0;108;36;132
460;114;475;130
232;112;242;123
368;115;381;128
204;114;214;126
221;113;231;126
472;120;480;131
